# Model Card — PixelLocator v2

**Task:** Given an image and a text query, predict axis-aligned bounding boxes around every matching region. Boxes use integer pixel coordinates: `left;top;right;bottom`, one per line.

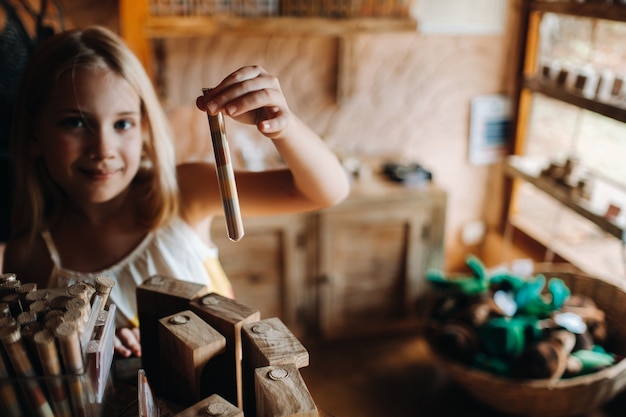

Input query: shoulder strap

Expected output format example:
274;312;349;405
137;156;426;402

40;229;62;267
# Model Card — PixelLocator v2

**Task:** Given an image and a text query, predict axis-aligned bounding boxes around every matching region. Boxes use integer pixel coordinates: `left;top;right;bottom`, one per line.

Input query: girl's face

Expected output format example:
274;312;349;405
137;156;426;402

33;67;144;208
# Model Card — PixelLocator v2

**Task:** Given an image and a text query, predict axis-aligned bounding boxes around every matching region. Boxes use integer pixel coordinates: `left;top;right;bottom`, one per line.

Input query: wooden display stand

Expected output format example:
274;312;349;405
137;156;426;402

241;317;310;416
158;310;226;404
190;293;260;408
173;393;243;417
137;277;322;416
255;364;317;417
136;275;210;393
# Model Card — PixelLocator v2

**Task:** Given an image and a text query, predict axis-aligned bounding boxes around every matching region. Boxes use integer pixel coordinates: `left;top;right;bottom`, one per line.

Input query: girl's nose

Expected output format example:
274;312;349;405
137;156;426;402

87;150;114;161
87;128;115;160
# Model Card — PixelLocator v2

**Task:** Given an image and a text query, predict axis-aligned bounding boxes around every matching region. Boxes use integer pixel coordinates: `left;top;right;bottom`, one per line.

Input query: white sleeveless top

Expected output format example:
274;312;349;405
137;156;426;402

43;217;233;328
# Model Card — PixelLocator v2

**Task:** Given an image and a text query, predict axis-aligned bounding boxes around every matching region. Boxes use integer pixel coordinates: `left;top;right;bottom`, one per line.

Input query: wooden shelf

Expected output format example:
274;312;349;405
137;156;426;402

532;1;626;22
504;156;625;240
508;209;624;285
524;77;626;123
143;16;417;37
505;1;626;283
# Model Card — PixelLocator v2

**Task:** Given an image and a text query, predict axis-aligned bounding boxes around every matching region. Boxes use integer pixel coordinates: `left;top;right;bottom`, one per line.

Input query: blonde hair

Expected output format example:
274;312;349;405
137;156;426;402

10;26;178;242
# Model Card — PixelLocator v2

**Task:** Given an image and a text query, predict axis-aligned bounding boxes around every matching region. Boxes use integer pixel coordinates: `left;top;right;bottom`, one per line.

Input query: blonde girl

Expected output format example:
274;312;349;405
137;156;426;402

3;26;349;356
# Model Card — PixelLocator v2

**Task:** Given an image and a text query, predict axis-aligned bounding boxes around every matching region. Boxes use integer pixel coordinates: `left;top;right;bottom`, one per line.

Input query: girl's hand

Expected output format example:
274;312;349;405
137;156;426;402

196;66;291;139
114;327;141;357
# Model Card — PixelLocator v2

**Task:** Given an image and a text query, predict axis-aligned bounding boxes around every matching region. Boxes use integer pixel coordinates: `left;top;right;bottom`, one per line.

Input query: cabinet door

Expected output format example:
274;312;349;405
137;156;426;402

316;192;445;339
210;214;308;336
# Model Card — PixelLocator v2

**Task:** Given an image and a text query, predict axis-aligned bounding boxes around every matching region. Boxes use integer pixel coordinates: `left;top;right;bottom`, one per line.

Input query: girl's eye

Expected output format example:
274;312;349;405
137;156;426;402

61;117;86;128
114;119;134;131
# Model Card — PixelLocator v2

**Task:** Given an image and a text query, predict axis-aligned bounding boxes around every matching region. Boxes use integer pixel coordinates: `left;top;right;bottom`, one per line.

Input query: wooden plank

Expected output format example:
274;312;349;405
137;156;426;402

504;157;624;239
532;1;626;22
172;393;243;417
524;78;626;124
158;310;226;406
144;16;417;37
255;364;318;417
241;317;309;416
189;293;260;408
136;275;210;394
242;317;309;369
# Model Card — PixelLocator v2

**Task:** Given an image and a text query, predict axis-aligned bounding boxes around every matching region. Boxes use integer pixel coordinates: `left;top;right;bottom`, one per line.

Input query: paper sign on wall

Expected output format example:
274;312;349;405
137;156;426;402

468;94;511;165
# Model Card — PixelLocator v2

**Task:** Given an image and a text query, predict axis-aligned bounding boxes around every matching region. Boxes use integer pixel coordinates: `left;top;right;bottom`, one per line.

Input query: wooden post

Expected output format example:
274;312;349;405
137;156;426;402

172;393;243;417
190;292;260;408
255;364;318;417
136;275;210;393
158;310;225;406
242;317;309;368
241;317;310;416
119;0;153;78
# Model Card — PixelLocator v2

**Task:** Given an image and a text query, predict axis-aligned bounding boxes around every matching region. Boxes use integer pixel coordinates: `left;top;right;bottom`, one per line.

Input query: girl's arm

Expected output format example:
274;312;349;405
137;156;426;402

180;66;350;226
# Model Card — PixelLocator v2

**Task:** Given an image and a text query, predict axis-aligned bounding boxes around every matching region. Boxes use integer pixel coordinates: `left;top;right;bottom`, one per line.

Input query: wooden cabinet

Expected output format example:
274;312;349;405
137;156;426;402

212;175;446;340
314;177;446;339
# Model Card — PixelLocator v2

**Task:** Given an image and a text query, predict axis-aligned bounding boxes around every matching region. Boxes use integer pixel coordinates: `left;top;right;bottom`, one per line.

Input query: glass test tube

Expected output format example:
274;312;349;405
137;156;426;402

34;330;72;417
0;324;54;417
202;88;245;242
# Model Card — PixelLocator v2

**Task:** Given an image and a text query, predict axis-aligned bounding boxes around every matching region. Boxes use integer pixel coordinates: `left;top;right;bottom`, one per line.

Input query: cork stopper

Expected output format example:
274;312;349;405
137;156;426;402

0;279;21;292
0;273;17;283
54;321;78;339
63;309;83;325
25;289;49;303
16;311;37;326
95;276;115;297
67;282;96;303
48;295;74;310
0;323;21;345
65;297;87;312
45;315;66;332
29;299;50;317
16;282;37;296
0;316;16;328
33;329;55;346
44;308;63;320
0;302;10;317
21;321;43;340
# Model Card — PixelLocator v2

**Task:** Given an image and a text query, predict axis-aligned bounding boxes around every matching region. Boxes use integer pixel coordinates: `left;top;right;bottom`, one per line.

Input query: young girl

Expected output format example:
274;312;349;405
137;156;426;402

2;26;350;357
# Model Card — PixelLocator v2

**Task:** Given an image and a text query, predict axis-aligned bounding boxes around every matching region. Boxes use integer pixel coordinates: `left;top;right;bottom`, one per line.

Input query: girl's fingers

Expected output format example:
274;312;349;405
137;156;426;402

115;327;142;357
195;66;291;137
197;67;284;114
257;106;289;137
197;66;268;106
114;335;131;357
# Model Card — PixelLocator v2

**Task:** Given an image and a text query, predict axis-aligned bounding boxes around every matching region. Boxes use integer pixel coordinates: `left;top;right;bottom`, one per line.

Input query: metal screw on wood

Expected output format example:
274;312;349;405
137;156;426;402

205;402;227;416
268;368;289;381
149;276;166;286
201;295;220;306
252;323;272;334
169;315;190;325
